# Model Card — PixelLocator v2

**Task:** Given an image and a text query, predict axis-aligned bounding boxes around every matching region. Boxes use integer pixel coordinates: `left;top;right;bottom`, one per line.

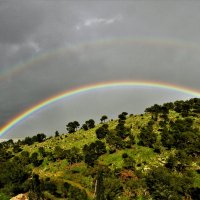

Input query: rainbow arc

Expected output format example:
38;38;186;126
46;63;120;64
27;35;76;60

1;80;200;137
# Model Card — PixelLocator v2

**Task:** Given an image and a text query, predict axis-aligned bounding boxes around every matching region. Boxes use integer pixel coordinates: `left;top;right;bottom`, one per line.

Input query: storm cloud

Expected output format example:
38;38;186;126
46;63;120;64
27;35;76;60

1;1;200;138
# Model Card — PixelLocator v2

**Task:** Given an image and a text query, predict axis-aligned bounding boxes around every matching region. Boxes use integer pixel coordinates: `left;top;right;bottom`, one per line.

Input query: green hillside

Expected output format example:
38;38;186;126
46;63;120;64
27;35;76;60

0;98;200;200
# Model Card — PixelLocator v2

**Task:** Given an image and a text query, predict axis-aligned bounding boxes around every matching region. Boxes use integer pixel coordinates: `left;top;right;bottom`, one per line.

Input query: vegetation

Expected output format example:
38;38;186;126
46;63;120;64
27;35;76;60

0;98;200;199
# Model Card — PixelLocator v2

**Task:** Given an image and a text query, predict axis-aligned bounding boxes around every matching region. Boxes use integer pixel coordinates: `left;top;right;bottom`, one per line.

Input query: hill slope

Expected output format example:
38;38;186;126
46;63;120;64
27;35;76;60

0;98;200;200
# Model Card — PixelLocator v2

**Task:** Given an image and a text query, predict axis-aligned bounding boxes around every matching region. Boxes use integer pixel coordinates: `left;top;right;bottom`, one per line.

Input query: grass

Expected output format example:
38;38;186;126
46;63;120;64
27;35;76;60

0;193;10;200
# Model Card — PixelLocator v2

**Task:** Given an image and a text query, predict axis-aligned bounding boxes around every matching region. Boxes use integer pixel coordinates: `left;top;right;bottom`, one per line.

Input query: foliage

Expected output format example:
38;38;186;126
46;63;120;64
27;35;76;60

138;120;157;148
1;98;200;199
0;159;30;196
146;166;194;200
66;121;80;133
55;130;59;137
95;124;109;139
100;115;108;123
83;141;107;166
86;119;95;129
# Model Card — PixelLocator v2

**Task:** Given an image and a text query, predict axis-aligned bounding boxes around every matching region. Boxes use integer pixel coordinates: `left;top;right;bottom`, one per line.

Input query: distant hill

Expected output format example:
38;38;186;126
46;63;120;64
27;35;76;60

0;98;200;200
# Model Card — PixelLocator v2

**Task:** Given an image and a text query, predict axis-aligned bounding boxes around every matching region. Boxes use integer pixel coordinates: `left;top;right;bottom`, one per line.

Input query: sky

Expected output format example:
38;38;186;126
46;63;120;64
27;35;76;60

1;0;200;139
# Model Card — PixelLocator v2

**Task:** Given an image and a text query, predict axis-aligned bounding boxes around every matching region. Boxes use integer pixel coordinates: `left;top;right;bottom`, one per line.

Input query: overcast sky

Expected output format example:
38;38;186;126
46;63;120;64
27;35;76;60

1;0;200;139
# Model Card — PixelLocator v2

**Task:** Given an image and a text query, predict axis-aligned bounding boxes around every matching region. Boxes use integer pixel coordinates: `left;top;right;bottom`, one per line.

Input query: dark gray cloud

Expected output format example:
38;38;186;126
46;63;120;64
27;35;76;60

1;1;200;138
0;1;44;44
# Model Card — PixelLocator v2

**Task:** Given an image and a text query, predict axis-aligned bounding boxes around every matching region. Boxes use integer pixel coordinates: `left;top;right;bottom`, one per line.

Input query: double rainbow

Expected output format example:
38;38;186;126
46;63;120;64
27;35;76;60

1;80;200;138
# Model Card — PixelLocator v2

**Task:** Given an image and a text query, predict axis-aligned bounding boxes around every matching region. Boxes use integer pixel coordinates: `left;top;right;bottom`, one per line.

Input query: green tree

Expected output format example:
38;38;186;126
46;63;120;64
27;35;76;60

29;174;43;200
122;154;136;170
66;121;80;133
38;147;46;157
55;130;59;137
138;127;157;148
146;166;194;200
82;123;88;131
86;119;95;129
30;152;42;167
54;146;65;160
65;147;83;164
0;160;30;195
73;121;80;130
23;136;34;145
118;112;128;121
36;133;46;143
96;125;109;139
20;151;30;165
116;120;130;139
67;185;88;200
95;171;105;200
83;141;106;167
13;144;22;153
104;178;123;200
100;115;108;123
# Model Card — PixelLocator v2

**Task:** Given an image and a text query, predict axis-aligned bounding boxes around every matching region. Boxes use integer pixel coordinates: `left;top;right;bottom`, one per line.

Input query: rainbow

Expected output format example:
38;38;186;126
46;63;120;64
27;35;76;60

1;37;200;81
1;80;200;137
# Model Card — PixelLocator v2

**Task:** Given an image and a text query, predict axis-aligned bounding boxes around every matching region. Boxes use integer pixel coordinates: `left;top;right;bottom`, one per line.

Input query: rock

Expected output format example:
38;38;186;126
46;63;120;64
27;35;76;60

10;193;28;200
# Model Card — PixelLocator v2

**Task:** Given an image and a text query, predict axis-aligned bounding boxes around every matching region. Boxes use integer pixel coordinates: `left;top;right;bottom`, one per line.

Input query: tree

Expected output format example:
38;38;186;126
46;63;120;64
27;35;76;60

96;125;109;139
116;120;130;139
118;112;128;121
29;174;43;200
106;130;127;150
139;129;157;148
66;122;76;133
146;166;195;199
104;178;123;200
43;179;58;196
83;141;106;167
161;128;174;149
95;171;105;200
23;136;34;145
0;159;30;195
36;133;46;143
38;147;46;157
13;144;22;153
66;121;80;133
165;154;177;170
66;185;88;200
85;119;95;129
30;152;38;164
20;151;30;165
30;152;42;167
190;187;200;200
122;154;136;170
0;149;12;163
145;104;163;113
100;115;108;123
54;146;65;160
65;147;83;165
73;121;80;131
81;124;88;131
55;131;59;137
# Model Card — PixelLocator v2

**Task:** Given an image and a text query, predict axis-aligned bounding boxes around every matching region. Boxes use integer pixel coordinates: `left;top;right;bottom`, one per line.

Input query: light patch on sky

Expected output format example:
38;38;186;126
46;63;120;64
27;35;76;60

26;40;41;53
75;15;122;30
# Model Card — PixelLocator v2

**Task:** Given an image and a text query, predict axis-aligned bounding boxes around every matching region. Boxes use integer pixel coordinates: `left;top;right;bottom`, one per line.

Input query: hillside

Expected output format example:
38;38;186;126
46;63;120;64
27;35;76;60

0;98;200;200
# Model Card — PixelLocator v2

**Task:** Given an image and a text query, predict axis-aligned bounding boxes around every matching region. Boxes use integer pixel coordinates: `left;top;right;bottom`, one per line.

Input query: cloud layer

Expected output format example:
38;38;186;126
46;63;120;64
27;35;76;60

1;1;200;138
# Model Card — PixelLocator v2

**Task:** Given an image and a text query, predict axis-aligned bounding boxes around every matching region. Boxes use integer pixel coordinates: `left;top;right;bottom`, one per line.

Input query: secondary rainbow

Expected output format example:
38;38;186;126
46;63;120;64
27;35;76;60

1;37;200;81
1;80;200;137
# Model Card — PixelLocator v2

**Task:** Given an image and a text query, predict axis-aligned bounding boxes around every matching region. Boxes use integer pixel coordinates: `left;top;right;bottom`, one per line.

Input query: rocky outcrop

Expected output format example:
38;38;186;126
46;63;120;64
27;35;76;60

10;193;28;200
